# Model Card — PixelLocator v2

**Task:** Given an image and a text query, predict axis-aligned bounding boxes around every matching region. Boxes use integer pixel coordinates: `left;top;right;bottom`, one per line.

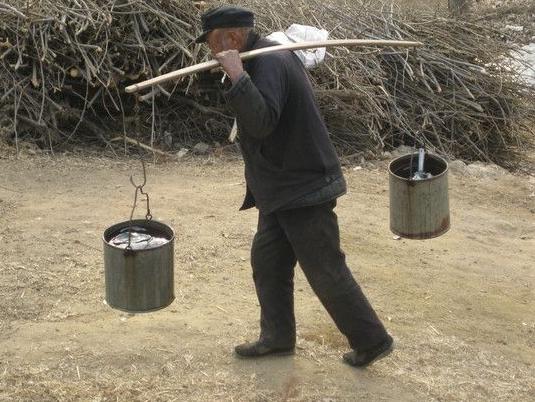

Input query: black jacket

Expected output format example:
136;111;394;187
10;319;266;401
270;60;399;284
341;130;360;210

225;34;346;214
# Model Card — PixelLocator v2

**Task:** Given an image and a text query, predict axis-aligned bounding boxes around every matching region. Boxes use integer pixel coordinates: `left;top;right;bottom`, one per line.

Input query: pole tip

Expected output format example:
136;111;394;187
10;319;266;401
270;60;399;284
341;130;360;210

125;85;138;94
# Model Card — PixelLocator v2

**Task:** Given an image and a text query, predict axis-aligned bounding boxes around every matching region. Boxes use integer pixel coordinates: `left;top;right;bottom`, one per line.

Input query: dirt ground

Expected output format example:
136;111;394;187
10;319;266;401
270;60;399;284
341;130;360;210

0;150;533;401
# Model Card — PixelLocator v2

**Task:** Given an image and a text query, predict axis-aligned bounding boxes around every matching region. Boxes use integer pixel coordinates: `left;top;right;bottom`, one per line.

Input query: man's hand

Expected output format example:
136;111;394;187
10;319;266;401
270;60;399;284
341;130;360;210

214;50;244;84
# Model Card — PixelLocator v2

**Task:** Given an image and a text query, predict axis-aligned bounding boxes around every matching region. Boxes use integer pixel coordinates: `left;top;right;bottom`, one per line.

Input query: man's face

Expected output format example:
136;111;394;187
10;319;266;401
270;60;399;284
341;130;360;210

206;29;240;56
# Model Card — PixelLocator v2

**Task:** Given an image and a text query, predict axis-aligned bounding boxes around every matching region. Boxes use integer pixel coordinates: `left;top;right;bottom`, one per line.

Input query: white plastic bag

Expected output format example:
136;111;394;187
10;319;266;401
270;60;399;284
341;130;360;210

266;24;329;69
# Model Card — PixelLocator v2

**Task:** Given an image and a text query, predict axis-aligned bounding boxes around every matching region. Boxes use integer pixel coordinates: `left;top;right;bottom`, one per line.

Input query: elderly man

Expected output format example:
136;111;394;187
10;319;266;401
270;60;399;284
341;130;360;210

195;5;393;367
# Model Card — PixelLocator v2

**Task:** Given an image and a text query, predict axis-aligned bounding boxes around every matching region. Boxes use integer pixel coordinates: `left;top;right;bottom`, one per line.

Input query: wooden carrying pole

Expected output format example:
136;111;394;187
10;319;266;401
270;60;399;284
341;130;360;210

125;39;423;94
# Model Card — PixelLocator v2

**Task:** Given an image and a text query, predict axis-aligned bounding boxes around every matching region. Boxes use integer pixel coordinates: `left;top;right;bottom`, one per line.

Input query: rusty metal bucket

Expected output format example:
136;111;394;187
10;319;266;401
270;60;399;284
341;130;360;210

103;219;175;312
389;153;450;239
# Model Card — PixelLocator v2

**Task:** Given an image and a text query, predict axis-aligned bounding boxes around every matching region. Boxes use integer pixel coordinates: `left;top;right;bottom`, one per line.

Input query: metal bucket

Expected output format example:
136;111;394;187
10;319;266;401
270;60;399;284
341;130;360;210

103;219;175;312
389;153;450;239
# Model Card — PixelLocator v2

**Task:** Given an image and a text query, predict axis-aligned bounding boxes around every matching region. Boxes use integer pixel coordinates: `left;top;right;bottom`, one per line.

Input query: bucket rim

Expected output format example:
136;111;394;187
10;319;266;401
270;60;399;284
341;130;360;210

105;296;175;314
102;219;175;251
391;222;451;240
388;152;449;182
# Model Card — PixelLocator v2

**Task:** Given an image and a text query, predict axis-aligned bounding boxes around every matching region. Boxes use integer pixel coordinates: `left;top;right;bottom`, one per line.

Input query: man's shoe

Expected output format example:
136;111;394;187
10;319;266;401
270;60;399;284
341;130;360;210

234;341;295;358
343;335;394;368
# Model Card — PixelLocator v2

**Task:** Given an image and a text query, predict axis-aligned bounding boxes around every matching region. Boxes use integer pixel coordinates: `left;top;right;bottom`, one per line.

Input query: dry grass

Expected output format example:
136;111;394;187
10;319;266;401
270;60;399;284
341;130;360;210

1;153;534;401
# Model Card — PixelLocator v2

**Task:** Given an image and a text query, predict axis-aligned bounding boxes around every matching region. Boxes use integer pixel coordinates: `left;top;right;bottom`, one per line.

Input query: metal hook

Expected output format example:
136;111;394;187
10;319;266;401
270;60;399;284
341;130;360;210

125;158;152;254
130;158;147;189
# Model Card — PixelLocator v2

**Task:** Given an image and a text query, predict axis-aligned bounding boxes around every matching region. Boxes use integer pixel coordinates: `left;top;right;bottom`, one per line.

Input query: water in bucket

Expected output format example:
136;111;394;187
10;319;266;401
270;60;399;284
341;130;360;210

109;225;170;250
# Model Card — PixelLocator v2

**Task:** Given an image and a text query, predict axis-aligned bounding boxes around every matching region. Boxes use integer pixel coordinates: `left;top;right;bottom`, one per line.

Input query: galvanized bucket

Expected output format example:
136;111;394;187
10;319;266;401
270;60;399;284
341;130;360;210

389;153;450;239
103;219;175;312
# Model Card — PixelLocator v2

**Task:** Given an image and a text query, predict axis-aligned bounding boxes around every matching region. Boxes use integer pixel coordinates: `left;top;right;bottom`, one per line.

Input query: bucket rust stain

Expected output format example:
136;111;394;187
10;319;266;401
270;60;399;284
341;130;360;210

393;216;450;240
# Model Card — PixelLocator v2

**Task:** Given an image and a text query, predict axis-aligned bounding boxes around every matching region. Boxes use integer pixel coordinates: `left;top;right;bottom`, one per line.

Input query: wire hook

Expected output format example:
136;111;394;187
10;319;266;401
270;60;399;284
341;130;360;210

130;158;147;188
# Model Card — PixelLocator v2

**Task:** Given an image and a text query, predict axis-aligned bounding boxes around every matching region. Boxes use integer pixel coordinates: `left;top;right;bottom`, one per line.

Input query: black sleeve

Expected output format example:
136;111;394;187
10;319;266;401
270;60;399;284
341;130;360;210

224;54;288;140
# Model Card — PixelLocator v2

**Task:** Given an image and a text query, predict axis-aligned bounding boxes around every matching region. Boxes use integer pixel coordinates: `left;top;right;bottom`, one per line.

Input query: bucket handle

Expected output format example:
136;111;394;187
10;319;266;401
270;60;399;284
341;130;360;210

126;159;152;252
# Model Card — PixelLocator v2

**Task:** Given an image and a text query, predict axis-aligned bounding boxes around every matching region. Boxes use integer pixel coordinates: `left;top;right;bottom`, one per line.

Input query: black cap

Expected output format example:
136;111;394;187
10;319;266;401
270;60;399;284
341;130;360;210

195;5;255;44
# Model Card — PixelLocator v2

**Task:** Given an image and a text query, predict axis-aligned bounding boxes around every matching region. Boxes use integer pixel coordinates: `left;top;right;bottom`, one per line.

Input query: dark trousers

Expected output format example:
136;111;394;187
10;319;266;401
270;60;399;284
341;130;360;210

251;200;388;351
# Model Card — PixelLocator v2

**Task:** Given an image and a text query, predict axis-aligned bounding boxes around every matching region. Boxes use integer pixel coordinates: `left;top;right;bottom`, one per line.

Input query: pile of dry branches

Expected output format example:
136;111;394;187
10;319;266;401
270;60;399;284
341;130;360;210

243;0;534;165
1;0;533;166
0;0;219;153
